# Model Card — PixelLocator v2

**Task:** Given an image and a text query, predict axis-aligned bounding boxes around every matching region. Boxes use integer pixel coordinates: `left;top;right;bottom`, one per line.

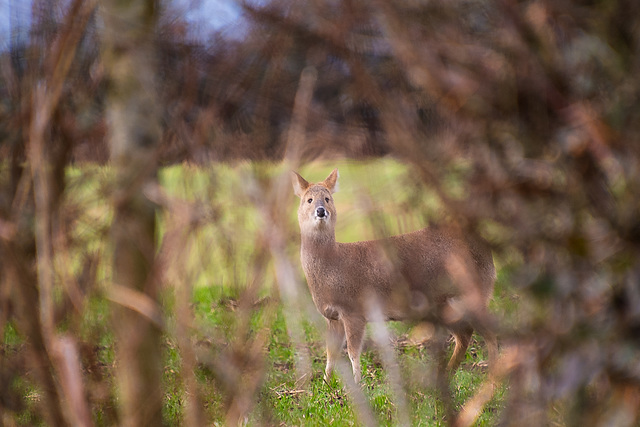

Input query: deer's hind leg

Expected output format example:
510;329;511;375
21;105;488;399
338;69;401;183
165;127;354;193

325;319;346;382
476;320;498;372
447;323;474;372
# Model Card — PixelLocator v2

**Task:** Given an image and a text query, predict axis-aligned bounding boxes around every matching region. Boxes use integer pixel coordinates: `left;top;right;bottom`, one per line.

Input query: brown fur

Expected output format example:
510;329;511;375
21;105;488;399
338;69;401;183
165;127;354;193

292;169;497;383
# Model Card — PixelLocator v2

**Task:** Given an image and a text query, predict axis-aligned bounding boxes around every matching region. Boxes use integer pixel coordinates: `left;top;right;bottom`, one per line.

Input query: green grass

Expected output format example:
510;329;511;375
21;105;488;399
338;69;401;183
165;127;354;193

2;158;515;425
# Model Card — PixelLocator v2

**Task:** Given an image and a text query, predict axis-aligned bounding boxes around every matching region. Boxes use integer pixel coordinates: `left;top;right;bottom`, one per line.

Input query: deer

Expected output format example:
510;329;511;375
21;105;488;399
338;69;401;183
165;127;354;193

291;168;497;384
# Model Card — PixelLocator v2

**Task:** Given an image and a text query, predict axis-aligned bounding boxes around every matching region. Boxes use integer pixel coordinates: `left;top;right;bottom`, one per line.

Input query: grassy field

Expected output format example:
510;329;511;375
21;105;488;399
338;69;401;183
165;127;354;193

4;159;515;425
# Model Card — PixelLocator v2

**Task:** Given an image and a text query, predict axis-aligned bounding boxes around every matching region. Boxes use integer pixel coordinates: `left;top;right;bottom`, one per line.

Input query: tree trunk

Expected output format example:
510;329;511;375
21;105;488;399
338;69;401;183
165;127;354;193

100;1;164;426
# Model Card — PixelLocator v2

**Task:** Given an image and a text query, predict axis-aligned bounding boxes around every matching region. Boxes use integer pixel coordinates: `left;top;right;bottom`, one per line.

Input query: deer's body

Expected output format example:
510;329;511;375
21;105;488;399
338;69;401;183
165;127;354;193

293;169;497;383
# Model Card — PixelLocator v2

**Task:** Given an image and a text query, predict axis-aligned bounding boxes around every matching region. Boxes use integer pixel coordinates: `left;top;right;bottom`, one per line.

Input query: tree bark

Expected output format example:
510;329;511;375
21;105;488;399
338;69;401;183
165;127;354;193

100;1;164;426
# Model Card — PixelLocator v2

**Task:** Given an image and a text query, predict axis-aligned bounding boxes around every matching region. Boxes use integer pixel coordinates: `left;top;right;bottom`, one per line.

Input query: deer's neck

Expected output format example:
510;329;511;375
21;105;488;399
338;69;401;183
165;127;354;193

300;229;337;258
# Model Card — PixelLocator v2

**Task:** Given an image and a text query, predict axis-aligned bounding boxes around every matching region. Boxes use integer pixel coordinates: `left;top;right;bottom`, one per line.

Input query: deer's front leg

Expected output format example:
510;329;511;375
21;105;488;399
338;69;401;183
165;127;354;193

343;316;366;384
325;318;345;382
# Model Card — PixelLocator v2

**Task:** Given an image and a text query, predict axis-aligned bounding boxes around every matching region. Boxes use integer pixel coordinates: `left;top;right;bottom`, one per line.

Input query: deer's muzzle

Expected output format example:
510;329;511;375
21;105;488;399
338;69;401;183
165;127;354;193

315;206;326;218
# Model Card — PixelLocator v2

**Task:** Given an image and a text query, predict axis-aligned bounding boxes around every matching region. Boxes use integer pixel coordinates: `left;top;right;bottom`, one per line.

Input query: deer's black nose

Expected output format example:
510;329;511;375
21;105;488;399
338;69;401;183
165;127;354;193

316;207;326;218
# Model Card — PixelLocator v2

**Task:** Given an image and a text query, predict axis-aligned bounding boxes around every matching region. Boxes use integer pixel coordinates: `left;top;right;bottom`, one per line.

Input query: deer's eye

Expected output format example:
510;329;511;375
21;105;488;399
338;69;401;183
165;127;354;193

307;198;313;203
325;197;330;203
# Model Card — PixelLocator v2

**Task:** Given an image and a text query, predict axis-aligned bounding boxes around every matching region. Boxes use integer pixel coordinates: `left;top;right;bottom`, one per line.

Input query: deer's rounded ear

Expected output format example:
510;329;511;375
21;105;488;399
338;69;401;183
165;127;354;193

291;171;310;198
323;169;339;194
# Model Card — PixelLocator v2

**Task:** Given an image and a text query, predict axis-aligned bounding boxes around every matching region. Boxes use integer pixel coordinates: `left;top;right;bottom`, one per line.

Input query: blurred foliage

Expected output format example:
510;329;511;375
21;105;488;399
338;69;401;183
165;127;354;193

1;0;640;425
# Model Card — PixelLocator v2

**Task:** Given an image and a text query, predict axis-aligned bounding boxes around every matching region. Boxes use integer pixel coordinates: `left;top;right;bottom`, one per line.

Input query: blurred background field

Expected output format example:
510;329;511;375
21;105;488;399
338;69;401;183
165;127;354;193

3;159;512;425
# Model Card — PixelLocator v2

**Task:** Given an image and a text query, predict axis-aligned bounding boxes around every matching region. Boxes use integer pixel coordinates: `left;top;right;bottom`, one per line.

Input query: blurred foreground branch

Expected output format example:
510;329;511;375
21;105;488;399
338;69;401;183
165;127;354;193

101;0;164;425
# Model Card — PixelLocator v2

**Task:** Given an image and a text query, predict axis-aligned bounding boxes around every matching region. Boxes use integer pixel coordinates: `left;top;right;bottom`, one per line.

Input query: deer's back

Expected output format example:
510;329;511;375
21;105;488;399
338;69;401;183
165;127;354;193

302;227;495;321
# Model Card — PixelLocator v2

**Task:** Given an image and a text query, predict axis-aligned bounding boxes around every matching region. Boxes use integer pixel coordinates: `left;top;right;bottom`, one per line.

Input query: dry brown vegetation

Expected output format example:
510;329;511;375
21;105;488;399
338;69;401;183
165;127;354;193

1;0;640;425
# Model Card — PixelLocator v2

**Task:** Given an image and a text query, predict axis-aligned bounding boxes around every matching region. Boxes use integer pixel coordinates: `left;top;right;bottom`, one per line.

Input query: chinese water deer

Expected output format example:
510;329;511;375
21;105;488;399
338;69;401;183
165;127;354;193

292;168;497;383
